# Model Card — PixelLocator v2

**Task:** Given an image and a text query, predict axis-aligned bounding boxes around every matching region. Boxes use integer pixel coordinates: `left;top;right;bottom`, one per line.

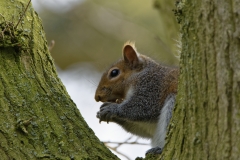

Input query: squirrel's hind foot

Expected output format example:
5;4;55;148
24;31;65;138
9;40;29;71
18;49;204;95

146;146;162;155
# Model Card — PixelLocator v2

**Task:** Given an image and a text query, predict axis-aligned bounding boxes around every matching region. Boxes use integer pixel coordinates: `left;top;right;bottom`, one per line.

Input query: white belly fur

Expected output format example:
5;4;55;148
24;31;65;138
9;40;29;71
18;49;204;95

152;94;176;148
121;120;157;139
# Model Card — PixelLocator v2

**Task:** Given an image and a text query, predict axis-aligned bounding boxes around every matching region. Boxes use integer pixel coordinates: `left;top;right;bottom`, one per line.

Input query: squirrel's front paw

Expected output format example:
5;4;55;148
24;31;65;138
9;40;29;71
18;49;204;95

97;103;117;123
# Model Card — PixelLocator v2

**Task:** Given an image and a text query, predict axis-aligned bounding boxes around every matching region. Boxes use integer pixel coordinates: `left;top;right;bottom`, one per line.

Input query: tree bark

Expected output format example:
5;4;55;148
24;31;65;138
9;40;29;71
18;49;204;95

0;0;117;159
160;0;240;159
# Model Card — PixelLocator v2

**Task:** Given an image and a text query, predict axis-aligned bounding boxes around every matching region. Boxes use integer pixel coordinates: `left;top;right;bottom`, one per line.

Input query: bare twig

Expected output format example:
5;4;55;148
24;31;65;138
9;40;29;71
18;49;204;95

0;13;6;21
103;136;150;160
105;144;131;160
103;141;149;146
15;0;32;29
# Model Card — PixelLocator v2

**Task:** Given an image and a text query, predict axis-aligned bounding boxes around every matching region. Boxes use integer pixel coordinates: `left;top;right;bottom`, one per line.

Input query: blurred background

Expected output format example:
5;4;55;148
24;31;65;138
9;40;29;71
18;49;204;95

32;0;179;159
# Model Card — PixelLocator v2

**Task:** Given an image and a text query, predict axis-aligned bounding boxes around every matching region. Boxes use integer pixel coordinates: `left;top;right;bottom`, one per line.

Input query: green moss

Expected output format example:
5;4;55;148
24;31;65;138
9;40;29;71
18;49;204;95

0;0;118;159
0;18;31;51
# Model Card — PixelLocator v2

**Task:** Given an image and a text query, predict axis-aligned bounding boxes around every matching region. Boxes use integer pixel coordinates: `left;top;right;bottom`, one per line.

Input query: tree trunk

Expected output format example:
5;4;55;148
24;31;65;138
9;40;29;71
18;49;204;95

0;0;117;159
160;0;240;159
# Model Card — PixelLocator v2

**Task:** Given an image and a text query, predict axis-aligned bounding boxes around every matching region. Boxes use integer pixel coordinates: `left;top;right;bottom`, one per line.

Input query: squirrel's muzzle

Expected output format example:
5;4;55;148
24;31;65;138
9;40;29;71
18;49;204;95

95;95;101;102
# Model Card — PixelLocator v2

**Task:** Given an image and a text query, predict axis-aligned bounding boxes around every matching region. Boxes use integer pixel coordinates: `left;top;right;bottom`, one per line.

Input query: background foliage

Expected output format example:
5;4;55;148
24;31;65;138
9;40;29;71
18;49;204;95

34;0;179;70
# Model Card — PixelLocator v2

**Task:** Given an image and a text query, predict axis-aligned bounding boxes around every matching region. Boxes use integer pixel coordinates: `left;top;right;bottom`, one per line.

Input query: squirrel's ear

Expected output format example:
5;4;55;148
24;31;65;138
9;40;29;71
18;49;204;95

123;42;139;66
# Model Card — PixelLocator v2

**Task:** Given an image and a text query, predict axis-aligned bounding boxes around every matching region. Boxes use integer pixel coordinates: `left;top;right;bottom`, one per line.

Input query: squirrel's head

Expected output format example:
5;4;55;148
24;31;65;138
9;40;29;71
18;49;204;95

95;42;144;103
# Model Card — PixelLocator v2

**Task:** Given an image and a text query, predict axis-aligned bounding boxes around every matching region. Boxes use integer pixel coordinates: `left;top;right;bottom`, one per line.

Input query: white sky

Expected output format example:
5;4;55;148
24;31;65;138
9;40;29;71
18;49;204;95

32;0;85;13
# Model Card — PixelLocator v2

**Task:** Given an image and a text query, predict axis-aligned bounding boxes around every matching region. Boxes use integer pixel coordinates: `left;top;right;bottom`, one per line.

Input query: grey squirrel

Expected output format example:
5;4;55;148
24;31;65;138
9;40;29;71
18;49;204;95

95;42;179;154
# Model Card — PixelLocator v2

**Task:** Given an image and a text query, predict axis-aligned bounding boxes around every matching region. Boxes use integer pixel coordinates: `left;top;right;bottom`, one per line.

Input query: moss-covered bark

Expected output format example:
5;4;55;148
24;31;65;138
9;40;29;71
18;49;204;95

0;0;118;159
160;0;240;159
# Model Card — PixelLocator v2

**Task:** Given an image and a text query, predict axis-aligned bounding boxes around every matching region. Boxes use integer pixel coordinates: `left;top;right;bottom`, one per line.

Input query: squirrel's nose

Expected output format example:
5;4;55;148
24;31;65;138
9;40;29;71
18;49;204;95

95;94;101;102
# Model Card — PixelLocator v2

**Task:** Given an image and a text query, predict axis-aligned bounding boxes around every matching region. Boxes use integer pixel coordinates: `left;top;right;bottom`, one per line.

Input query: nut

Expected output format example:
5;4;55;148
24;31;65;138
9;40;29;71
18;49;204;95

116;99;124;104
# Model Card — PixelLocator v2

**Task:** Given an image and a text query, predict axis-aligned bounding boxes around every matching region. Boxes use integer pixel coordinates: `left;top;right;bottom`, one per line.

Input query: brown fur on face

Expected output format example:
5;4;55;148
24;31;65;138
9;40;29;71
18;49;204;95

95;42;142;103
95;59;139;103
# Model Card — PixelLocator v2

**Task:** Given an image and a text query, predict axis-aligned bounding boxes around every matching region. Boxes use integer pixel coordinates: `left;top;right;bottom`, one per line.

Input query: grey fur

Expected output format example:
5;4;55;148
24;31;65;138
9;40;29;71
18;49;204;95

96;53;178;155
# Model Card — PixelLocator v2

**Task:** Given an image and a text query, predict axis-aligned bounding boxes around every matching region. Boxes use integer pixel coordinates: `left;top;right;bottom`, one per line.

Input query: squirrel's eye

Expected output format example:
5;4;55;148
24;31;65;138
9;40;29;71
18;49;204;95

110;69;120;78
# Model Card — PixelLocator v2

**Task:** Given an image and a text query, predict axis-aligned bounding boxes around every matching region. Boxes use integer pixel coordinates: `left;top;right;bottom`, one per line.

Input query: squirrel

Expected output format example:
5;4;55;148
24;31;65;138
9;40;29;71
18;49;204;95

95;42;179;155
